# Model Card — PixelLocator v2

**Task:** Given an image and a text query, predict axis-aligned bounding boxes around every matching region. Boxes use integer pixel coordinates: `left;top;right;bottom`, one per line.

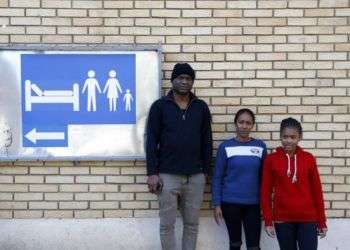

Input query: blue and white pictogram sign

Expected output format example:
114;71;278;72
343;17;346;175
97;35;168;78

0;47;160;160
21;54;136;147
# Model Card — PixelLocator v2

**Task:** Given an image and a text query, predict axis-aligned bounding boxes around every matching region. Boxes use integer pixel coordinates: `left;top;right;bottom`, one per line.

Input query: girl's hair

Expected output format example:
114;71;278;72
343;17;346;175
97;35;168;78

280;117;303;136
234;108;255;125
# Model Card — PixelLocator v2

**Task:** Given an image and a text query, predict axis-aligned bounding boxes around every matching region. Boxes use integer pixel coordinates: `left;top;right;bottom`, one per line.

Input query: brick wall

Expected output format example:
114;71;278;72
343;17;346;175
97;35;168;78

0;0;349;219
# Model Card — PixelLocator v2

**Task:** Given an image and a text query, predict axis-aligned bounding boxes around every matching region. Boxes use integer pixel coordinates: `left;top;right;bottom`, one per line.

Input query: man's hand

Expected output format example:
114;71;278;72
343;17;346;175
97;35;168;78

205;174;209;184
318;227;327;239
213;206;223;225
265;226;276;238
147;175;160;193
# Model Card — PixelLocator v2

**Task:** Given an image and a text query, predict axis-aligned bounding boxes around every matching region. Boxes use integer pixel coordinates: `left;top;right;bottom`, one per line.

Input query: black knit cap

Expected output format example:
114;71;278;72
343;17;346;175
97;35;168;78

170;63;195;82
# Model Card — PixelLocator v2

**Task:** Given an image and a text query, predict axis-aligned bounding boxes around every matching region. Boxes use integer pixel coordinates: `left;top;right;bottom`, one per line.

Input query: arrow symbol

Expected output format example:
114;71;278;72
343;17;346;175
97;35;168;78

25;128;65;144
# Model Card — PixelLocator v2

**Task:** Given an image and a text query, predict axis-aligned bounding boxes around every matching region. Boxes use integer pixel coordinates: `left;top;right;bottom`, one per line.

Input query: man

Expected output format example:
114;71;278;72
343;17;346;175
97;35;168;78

146;63;212;250
82;70;101;112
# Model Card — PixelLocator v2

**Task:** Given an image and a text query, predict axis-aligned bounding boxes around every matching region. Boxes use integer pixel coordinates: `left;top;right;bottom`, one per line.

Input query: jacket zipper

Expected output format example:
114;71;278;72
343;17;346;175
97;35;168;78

167;97;195;121
182;99;195;120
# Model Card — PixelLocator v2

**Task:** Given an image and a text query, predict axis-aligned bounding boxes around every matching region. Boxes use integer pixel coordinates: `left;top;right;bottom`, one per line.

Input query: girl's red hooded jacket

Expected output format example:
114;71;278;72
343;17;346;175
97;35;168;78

261;146;327;229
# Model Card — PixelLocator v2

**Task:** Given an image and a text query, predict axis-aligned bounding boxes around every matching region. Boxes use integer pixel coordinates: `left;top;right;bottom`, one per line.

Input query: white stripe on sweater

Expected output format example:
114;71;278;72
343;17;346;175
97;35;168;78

225;146;263;158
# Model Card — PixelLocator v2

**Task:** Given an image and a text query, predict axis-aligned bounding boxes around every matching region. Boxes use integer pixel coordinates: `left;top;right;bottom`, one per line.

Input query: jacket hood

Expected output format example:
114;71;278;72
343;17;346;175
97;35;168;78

275;146;304;184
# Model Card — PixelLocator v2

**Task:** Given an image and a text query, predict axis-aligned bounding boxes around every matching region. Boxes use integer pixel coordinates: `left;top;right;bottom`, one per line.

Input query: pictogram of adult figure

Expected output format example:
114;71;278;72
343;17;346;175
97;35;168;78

103;70;123;112
82;70;101;112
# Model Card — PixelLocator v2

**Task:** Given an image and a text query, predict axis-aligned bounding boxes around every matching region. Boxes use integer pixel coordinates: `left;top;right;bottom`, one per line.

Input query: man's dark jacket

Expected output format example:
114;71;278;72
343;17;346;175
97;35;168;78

146;90;212;176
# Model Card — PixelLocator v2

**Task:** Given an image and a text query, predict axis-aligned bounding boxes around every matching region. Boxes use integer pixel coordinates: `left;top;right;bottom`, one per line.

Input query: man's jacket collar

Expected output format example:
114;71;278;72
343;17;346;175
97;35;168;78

164;89;197;102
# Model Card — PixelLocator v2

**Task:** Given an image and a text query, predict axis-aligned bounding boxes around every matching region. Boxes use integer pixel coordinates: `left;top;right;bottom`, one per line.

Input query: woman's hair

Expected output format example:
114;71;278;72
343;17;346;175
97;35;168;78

280;117;303;136
234;108;255;125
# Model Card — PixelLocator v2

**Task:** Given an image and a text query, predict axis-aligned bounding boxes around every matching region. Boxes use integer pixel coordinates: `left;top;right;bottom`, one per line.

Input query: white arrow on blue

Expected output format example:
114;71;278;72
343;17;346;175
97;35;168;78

25;128;65;144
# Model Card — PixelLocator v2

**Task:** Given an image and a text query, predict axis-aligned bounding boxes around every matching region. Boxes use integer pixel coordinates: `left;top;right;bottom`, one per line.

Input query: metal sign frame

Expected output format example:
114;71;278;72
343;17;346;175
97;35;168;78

0;44;162;161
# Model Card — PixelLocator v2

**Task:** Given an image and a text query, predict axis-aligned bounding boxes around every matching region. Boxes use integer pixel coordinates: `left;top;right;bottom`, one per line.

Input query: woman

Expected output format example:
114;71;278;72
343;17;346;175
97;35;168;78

212;108;267;250
261;117;327;250
103;70;123;112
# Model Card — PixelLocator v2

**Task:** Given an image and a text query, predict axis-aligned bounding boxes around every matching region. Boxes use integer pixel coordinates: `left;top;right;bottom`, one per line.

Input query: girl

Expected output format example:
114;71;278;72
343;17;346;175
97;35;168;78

212;108;267;250
261;117;327;250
